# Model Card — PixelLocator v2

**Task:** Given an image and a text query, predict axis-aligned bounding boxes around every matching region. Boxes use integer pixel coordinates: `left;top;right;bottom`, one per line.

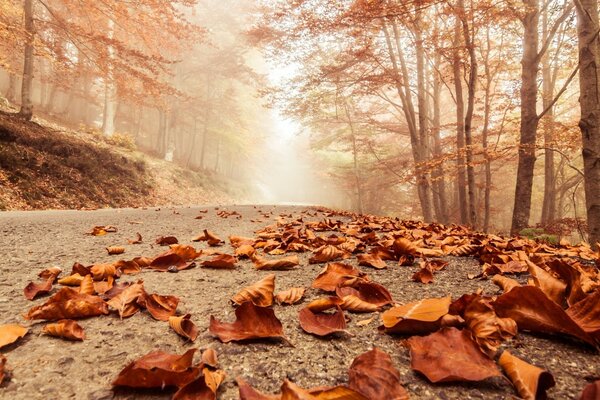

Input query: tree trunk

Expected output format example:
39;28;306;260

344;102;364;214
19;0;35;120
575;0;600;247
102;18;116;137
7;73;17;103
511;0;540;235
459;0;479;227
453;16;469;225
482;27;493;232
157;108;168;157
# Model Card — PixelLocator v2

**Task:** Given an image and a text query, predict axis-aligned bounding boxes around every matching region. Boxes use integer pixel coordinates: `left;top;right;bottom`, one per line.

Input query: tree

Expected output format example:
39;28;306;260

18;0;34;120
574;0;600;246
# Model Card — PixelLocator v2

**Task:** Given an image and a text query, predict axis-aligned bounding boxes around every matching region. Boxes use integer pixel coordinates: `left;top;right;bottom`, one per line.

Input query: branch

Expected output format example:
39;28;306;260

537;62;579;120
536;3;574;62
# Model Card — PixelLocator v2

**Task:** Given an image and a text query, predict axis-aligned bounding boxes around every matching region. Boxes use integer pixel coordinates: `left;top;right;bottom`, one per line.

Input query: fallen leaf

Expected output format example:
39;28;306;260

0;355;5;385
357;253;387;269
106;246;125;255
298;306;346;337
107;281;145;318
127;232;143;244
340;295;380;313
42;319;85;341
580;380;600;400
172;371;218;400
235;244;256;258
412;267;434;284
527;261;566;305
201;348;219;368
169;314;199;342
463;296;517;357
156;236;179;246
202;254;237;269
24;276;55;300
336;280;393;307
381;296;451;335
312;263;365;292
392;237;418;257
499;350;555;400
237;377;280;400
25;287;109;320
348;348;409;400
112;348;199;388
90;264;118;281
306;296;344;312
356;316;376;327
209;301;285;343
0;324;28;349
79;274;95;295
89;225;117;236
275;287;305;305
253;254;299;270
566;289;600;344
192;229;223;246
58;273;85;286
406;327;502;383
202;367;226;394
114;260;142;275
149;245;200;271
38;267;62;280
309;245;346;264
138;291;179;321
232;274;276;307
492;286;595;346
492;275;521;293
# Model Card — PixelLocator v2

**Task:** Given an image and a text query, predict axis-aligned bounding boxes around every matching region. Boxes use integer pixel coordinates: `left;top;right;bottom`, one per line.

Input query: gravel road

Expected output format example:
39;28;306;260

0;205;598;399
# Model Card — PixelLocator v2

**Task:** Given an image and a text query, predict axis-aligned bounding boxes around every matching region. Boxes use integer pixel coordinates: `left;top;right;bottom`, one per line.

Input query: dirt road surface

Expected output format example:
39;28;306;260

0;205;598;399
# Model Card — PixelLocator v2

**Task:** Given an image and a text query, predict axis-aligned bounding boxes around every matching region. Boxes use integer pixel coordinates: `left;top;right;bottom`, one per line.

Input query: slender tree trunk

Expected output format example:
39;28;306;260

19;0;35;120
6;73;17;103
482;27;493;232
344;102;363;214
459;0;478;227
157;108;168;157
102;18;116;137
511;0;540;235
575;0;600;247
453;16;469;225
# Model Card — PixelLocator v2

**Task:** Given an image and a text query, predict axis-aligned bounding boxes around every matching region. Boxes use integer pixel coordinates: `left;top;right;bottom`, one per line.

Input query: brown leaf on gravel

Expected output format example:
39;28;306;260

406;327;502;383
527;261;566;305
155;235;179;246
298;306;347;337
492;275;521;293
192;229;224;246
24;287;109;320
202;367;226;394
170;244;203;260
0;355;6;385
252;254;299;270
106;246;125;255
275;287;305;305
308;245;347;264
79;274;95;295
229;235;256;248
106;281;145;318
492;285;596;346
340;295;381;313
42;319;85;341
237;377;280;400
127;232;143;244
336;280;393;307
306;296;344;312
201;254;237;269
201;348;219;368
90;263;118;281
138;291;179;321
24;276;55;300
348;348;409;400
545;258;587;306
169;314;199;342
93;276;114;295
311;263;365;292
237;378;366;400
0;324;28;349
70;262;91;276
232;274;275;307
113;260;142;275
392;237;418;257
173;367;226;400
357;253;387;269
463;296;517;357
499;350;555;400
412;267;434;284
112;348;199;389
38;266;62;280
381;296;451;335
209;301;285;343
580;380;600;400
58;273;85;286
235;244;256;258
566;289;600;344
149;245;200;271
89;225;117;236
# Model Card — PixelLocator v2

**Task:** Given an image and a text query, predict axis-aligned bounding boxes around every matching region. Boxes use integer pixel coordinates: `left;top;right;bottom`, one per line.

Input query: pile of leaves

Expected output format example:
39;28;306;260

2;206;600;399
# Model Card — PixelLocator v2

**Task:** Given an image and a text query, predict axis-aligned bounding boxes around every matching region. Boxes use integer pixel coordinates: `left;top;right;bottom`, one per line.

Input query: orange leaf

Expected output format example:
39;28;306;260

253;255;299;270
275;287;305;305
156;236;179;246
138;291;179;321
348;348;408;400
42;319;85;341
106;246;125;255
309;245;346;264
0;324;28;349
381;296;451;335
412;267;434;284
232;274;275;307
298;306;346;336
498;350;555;400
169;314;199;342
192;229;223;246
235;244;256;258
201;254;237;269
407;327;502;383
311;263;365;292
127;232;143;244
24;276;55;300
335;280;392;307
112;348;199;388
492;275;521;293
209;301;285;343
24;287;109;320
107;281;145;318
580;380;600;400
357;253;386;269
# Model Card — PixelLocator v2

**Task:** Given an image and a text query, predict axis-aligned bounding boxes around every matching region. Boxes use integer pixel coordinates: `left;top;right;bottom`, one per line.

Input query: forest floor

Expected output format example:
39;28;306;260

1;205;599;399
0;111;245;211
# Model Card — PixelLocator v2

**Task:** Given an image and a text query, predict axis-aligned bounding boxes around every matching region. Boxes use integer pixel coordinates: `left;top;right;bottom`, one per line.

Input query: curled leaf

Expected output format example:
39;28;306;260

25;287;109;320
298;306;346;337
348;348;409;400
357;253;387;269
156;236;179;246
341;295;380;313
407;327;502;383
78;274;95;295
492;275;521;293
107;281;144;318
138;291;179;321
309;245;346;264
202;254;237;269
127;232;143;244
235;244;256;258
106;246;125;255
382;296;451;335
90;263;118;281
499;350;555;400
24;277;54;300
312;263;365;292
275;287;305;305
209;301;285;343
336;280;393;307
169;314;199;342
232;274;275;307
58;273;85;286
306;296;344;312
252;254;299;270
192;229;223;246
42;319;85;341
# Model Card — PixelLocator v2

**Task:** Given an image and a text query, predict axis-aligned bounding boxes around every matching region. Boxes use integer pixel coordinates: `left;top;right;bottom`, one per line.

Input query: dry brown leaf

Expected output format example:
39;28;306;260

0;324;28;349
172;372;215;400
412;267;434;284
192;229;224;246
275;287;305;305
200;254;237;269
235;244;256;258
580;380;600;400
89;225;117;236
298;306;346;337
169;314;199;342
499;350;555;400
382;296;451;335
127;232;143;244
357;253;387;269
348;348;409;400
336;280;393;307
463;296;517;357
492;275;521;293
407;327;502;383
308;245;346;264
209;301;285;343
156;235;179;246
566;289;600;344
232;274;276;307
148;245;199;271
58;273;85;286
24;276;54;300
112;348;199;389
138;291;179;321
0;355;5;386
90;263;118;281
253;254;299;270
42;319;85;341
306;297;344;312
106;280;145;318
312;263;365;292
78;274;95;295
201;348;219;368
392;237;418;257
106;246;125;255
38;266;62;280
25;287;109;320
527;261;567;305
340;295;380;313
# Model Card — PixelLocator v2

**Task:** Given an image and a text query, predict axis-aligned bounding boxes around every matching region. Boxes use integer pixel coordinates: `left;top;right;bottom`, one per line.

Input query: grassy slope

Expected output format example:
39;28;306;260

0;111;242;210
